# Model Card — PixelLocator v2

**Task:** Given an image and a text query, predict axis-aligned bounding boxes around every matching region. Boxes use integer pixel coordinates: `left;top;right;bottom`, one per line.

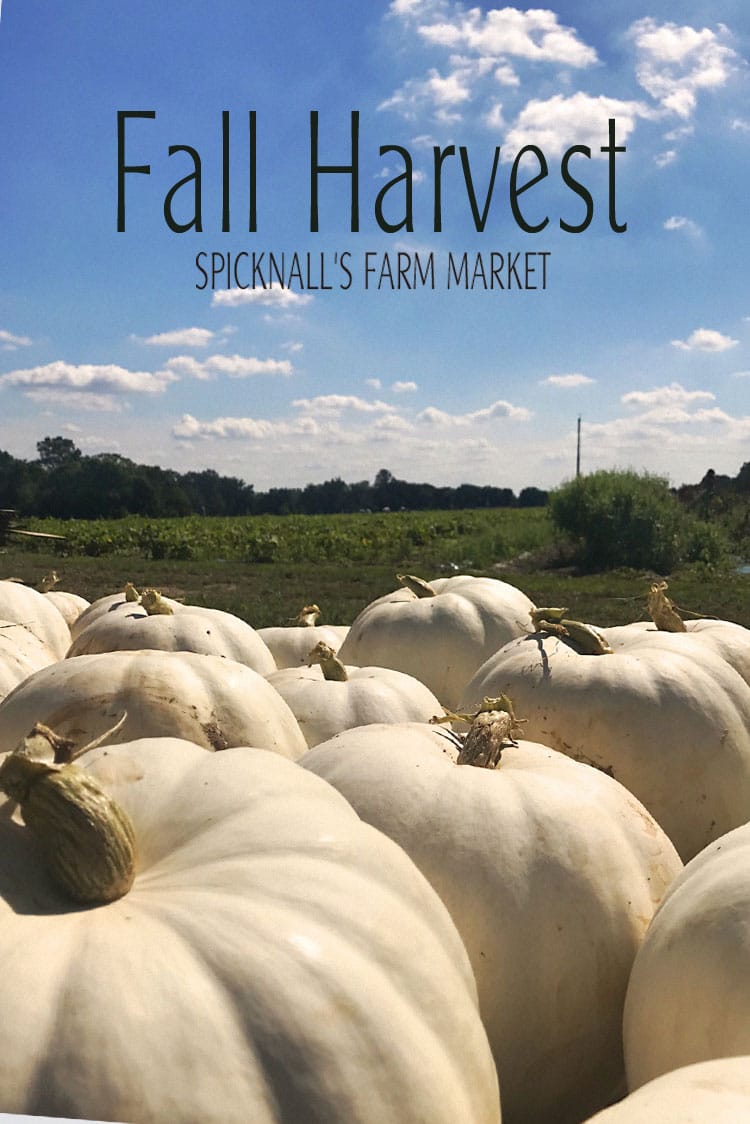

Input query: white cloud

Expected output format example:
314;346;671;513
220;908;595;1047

392;380;418;393
0;328;32;349
0;360;176;395
414;6;597;68
291;395;396;416
621;382;715;408
381;4;596;122
542;373;595;388
173;413;322;441
22;389;128;412
732;371;750;379
211;287;313;309
629;17;738;119
139;327;215;348
671;328;738;352
163;354;293;379
503;92;649;158
654;149;677;167
417;398;531;425
663;215;702;237
731;118;750;133
365;377;383;390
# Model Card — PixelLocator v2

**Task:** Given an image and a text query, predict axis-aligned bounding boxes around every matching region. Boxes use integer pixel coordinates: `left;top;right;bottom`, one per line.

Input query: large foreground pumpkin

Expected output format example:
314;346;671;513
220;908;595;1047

302;715;681;1124
0;736;501;1123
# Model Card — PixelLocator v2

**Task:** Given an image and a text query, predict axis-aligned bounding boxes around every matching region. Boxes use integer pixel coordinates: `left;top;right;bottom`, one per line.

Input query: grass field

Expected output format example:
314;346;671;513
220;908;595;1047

2;508;747;628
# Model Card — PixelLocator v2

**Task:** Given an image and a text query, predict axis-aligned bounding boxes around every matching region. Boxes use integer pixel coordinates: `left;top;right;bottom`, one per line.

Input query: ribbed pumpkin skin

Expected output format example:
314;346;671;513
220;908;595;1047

601;619;750;688
0;580;71;660
623;822;750;1090
259;623;349;669
337;575;535;709
0;737;501;1124
461;632;750;861
67;602;275;676
0;650;307;760
582;1058;750;1123
44;588;91;630
302;722;682;1124
267;663;443;747
0;620;56;704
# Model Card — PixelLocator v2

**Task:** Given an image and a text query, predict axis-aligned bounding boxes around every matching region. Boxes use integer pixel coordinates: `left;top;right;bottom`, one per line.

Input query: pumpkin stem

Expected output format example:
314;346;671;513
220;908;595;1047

432;695;526;769
289;603;321;627
307;641;348;681
0;735;136;905
530;608;613;655
140;589;174;616
39;570;60;593
397;574;437;598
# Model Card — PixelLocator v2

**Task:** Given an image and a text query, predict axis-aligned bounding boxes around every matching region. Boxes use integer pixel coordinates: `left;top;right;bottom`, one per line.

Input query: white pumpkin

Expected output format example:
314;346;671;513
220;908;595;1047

0;649;307;760
338;573;535;709
461;628;750;860
259;604;349;669
601;618;750;688
67;589;275;676
0;619;56;703
582;1057;750;1123
0;735;501;1123
302;712;682;1124
623;819;750;1090
69;583;181;640
0;579;70;660
267;642;443;748
44;588;91;629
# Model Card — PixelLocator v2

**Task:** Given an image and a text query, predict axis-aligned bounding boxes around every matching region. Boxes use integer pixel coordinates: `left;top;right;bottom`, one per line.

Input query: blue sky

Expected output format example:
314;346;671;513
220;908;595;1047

0;0;748;492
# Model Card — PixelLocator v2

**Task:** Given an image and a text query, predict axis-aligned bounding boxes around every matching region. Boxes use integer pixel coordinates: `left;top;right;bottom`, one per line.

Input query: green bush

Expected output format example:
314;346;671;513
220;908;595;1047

549;470;728;572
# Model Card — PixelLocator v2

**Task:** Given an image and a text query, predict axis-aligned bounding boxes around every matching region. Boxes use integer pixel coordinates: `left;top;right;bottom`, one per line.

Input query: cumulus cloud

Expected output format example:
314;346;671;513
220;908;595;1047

0;360;176;395
542;373;595;388
621;382;715;408
163;354;293;379
173;413;322;441
291;395;397;416
0;328;32;349
417;398;531;425
411;5;597;68
211;287;313;309
21;389;128;412
392;380;418;393
381;3;597;121
503;92;649;158
629;17;738;118
663;215;702;237
671;328;738;351
139;327;216;348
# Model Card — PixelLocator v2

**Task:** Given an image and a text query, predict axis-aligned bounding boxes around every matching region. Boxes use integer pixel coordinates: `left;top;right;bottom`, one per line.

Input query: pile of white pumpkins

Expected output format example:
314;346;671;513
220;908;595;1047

0;569;749;1123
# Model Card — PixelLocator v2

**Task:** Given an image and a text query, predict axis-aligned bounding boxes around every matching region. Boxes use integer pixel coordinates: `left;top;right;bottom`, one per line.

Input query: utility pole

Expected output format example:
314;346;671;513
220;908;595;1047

576;416;581;478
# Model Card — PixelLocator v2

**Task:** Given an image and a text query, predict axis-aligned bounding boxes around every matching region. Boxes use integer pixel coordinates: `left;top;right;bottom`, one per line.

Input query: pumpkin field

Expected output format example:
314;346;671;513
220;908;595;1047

0;508;749;1121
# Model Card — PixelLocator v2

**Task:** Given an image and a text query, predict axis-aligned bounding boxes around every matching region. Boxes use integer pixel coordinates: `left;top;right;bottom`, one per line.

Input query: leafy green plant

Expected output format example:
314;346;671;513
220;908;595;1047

549;470;729;572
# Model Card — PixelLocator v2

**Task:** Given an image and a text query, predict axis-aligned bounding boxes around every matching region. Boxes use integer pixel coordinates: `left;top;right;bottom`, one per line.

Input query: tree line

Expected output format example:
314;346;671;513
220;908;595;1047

0;437;549;518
